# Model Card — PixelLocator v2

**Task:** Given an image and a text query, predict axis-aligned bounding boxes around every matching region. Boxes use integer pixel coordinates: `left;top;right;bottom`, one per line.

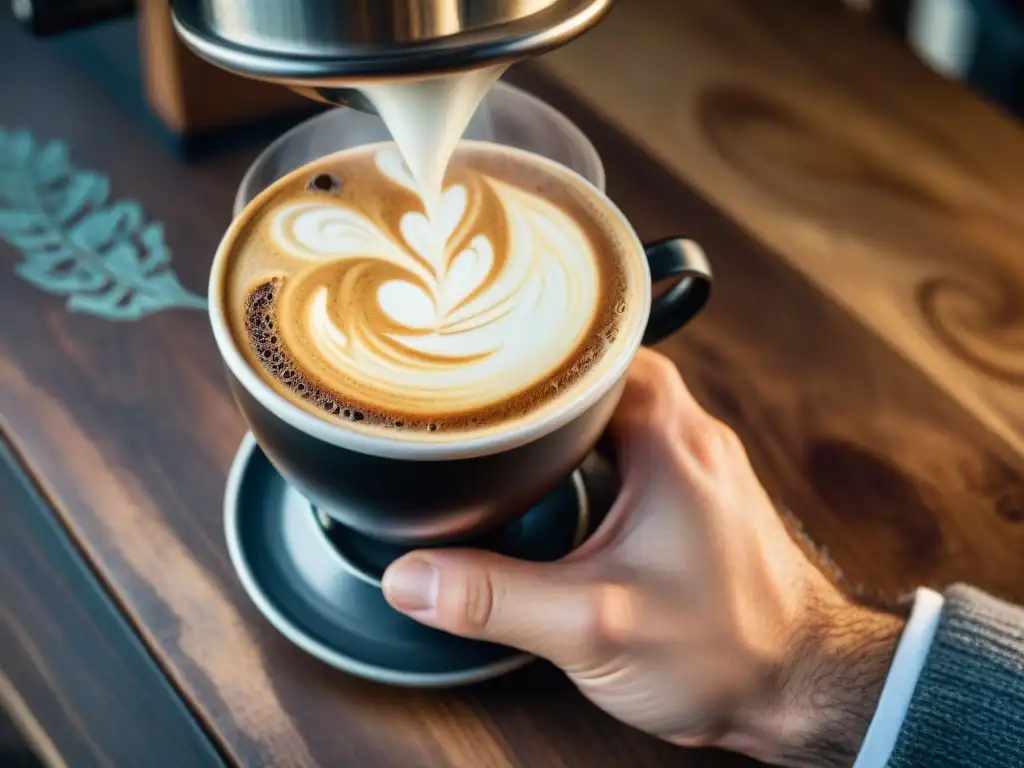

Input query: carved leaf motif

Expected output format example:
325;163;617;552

0;127;206;320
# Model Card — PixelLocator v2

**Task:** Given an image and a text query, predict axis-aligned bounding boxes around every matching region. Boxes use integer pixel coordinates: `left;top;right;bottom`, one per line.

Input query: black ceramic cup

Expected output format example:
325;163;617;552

209;146;711;546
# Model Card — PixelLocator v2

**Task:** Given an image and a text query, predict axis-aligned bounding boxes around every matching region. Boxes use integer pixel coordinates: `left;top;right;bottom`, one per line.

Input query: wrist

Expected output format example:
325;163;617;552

724;593;907;768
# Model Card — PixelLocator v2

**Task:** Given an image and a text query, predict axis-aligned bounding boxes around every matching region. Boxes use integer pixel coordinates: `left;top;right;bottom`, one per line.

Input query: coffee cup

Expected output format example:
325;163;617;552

210;145;709;547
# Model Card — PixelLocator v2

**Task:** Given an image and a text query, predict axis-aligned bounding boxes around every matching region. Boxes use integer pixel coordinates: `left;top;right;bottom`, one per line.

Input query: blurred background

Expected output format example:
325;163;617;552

842;0;1024;116
4;0;1021;165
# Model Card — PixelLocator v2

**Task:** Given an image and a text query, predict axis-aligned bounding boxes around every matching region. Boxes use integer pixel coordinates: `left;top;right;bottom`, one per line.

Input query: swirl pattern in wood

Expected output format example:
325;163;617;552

540;0;1024;455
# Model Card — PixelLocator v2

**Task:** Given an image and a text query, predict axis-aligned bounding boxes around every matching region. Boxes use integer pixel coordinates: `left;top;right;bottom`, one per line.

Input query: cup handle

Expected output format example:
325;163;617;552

642;237;712;345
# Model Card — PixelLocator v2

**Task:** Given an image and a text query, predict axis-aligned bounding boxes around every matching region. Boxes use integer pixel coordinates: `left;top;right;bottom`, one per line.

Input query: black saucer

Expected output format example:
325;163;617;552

224;433;617;687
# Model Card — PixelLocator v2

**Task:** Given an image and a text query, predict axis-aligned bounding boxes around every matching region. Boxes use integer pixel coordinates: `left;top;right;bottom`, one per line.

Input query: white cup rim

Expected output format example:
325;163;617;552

209;141;651;461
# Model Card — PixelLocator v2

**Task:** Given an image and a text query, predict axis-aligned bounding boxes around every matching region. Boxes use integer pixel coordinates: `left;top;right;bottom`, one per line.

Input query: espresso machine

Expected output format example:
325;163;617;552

170;0;612;109
168;0;622;687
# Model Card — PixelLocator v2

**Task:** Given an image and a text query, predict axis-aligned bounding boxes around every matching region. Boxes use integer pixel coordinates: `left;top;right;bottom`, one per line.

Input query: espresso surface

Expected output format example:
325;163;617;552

221;142;638;439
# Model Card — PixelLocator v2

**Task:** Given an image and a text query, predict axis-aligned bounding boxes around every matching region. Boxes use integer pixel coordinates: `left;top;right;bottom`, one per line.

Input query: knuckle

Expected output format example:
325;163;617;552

634;352;682;399
580;581;636;648
647;351;682;386
684;416;742;471
624;364;682;428
612;390;658;441
449;572;496;636
684;417;724;466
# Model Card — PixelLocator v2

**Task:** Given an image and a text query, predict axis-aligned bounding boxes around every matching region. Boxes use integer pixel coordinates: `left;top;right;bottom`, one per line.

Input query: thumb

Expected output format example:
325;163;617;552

382;550;596;666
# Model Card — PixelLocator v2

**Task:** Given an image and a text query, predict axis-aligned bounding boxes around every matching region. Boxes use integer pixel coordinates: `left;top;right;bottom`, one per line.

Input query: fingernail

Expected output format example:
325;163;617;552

383;559;439;616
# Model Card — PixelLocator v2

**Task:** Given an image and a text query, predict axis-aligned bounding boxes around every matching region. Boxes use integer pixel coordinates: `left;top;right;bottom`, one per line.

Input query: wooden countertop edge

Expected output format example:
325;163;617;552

0;429;225;768
0;671;63;768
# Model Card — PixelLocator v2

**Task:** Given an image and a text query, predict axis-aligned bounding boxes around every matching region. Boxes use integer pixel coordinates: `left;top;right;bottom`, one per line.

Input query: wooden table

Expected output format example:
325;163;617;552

2;1;1023;766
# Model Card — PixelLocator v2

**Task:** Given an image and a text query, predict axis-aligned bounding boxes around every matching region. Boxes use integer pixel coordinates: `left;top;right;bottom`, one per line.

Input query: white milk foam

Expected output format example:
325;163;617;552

361;66;507;222
266;146;604;416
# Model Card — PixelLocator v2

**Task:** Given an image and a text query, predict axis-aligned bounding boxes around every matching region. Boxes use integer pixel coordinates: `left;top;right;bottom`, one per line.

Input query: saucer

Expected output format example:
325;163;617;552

224;433;617;687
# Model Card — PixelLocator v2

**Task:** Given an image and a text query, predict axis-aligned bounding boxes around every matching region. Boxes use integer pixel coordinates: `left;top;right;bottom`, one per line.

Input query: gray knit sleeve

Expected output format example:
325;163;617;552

887;584;1024;767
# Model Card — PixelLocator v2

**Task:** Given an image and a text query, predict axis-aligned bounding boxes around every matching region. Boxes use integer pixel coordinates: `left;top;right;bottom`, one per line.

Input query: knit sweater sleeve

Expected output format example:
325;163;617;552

887;584;1024;767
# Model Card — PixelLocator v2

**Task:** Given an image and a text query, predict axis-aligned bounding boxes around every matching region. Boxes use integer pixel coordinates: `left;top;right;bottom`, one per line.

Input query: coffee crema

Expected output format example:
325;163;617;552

221;142;638;440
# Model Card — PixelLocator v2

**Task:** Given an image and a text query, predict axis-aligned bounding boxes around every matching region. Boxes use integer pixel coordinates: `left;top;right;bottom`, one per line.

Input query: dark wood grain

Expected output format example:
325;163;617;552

3;5;1024;768
509;70;1024;605
0;434;224;767
539;0;1024;457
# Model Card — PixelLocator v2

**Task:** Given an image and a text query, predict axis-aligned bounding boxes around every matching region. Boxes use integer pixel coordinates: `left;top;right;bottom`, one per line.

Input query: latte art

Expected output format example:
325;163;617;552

268;148;602;417
223;142;634;438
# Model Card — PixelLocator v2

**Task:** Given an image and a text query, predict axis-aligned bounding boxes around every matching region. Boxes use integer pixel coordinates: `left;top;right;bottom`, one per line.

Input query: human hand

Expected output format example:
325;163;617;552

382;348;904;767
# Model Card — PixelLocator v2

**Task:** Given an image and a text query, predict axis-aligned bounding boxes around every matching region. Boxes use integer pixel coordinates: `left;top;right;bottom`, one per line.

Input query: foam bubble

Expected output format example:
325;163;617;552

308;173;340;193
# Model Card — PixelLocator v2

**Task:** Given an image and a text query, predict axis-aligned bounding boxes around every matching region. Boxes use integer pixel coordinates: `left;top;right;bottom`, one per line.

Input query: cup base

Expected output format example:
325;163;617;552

224;432;618;687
